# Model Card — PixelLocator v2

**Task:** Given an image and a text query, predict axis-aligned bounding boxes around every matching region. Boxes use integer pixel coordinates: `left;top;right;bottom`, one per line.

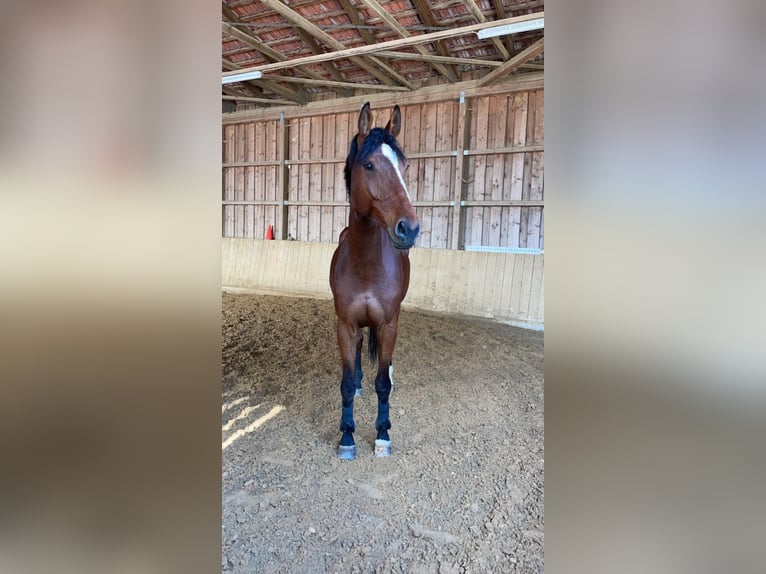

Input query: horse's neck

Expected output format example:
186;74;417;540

346;215;388;257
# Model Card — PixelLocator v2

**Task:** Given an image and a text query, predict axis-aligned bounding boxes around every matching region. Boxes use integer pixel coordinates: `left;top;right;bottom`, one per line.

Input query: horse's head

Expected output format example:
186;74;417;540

345;102;420;250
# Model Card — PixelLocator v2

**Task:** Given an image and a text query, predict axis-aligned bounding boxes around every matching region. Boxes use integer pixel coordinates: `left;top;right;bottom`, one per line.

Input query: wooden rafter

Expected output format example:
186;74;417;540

464;0;510;60
358;0;457;83
477;38;544;87
256;0;415;90
222;13;544;79
293;29;353;97
221;7;324;88
223;58;306;104
336;0;376;45
376;51;502;68
490;0;514;54
260;75;409;92
409;0;459;80
222;85;257;99
222;94;298;105
222;21;286;63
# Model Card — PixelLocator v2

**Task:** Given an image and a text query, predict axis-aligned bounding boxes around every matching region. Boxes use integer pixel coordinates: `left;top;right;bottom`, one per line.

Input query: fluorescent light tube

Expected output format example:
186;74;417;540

222;70;263;85
477;18;544;39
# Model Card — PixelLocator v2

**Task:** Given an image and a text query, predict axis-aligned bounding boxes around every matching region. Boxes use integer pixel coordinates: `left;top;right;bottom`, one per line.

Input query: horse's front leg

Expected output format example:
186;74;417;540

354;336;364;397
373;321;398;457
337;321;361;460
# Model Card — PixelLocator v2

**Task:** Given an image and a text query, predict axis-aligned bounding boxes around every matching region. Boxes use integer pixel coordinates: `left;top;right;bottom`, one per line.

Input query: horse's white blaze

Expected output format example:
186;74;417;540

380;143;411;201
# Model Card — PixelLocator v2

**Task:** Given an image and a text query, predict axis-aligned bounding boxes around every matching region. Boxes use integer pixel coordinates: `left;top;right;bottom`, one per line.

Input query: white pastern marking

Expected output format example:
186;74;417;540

389;364;395;389
380;143;411;201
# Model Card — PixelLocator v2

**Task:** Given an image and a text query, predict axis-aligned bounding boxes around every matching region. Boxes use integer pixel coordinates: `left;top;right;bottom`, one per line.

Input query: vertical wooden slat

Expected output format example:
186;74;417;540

499;96;513;247
223;125;235;237
527;90;544;248
488;95;507;247
432;101;453;249
245;123;255;237
287;119;298;240
235;125;246;237
277;114;289;240
321;114;335;243
471;96;490;247
333;112;349;242
308;116;322;241
520;90;536;247
262;120;282;239
462;100;476;247
404;104;422;214
298;117;311;241
450;94;469;250
509;92;528;247
420;102;437;248
253;122;265;238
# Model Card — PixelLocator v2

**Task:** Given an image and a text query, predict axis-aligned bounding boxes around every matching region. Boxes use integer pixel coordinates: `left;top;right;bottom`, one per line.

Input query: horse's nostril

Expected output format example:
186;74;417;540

396;219;408;239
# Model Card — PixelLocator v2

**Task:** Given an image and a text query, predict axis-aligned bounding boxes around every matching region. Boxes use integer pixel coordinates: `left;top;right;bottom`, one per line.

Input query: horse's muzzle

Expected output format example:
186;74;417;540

391;217;420;249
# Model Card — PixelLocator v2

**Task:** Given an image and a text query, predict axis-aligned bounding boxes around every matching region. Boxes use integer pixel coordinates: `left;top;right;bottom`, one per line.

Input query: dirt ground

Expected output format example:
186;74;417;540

222;293;544;573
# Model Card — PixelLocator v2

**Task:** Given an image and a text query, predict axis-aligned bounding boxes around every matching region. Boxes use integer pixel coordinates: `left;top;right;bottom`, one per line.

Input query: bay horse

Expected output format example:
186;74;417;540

329;102;420;460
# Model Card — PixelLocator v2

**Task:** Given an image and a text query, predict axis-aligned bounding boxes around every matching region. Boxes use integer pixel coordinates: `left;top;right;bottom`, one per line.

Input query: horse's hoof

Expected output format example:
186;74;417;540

355;388;363;397
338;444;356;460
374;439;392;458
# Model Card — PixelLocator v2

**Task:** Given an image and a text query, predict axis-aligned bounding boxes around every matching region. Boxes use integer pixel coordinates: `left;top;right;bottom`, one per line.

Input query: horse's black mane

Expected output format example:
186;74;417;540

344;127;405;198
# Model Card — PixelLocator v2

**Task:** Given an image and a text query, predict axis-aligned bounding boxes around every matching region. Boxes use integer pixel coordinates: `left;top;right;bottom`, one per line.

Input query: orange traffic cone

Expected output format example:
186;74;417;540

266;225;274;240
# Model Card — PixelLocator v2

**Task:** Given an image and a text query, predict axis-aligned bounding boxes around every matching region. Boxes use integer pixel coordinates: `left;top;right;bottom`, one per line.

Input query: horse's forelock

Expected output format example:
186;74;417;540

357;128;404;164
345;128;405;198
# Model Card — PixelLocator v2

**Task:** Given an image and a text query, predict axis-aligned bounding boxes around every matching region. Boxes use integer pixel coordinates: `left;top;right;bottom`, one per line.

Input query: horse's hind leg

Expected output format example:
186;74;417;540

354;337;363;397
373;322;397;457
337;322;361;460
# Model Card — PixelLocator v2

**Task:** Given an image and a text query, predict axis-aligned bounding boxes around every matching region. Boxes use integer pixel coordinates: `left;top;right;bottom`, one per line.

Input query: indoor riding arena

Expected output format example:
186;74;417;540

221;2;544;572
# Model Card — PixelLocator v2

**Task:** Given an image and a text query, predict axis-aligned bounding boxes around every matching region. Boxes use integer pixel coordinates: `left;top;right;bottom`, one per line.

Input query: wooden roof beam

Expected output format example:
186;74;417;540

409;0;459;80
477;37;544;87
222;4;325;86
490;0;514;55
464;0;511;60
358;0;457;83
222;94;298;106
293;29;353;97
221;13;544;78
260;75;410;92
256;0;415;90
336;0;377;45
376;51;503;68
222;58;307;104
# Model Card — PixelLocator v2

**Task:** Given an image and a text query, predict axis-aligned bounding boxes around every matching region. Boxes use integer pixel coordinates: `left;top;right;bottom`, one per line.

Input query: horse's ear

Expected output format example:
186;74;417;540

385;105;402;138
358;102;372;139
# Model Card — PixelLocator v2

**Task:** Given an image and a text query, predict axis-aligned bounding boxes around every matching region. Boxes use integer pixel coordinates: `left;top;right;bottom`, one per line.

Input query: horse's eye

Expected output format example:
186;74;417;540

363;162;374;171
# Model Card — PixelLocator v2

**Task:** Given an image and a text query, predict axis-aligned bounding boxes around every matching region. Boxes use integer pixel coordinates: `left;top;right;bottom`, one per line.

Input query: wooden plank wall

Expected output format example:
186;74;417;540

222;89;544;249
222;238;544;327
463;90;544;249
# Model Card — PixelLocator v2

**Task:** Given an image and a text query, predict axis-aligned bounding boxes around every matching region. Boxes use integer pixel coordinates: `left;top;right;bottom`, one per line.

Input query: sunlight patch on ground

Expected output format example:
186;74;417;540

222;396;248;414
222;404;263;431
222;405;285;451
